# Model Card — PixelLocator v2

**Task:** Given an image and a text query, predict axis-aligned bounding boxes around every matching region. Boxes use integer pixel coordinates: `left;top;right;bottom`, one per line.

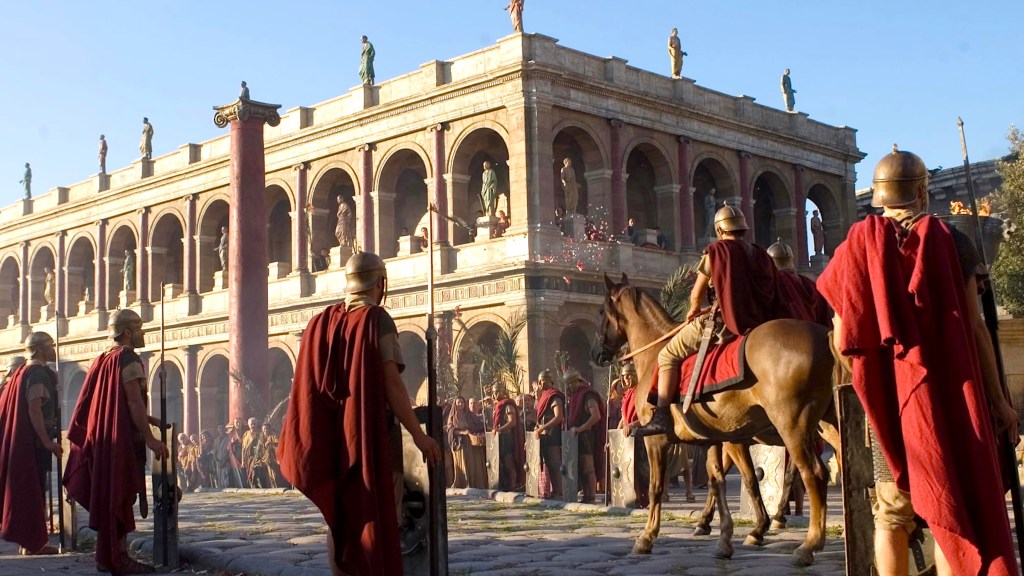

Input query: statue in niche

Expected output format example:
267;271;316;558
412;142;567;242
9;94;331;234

781;69;796;113
99;135;108;174
504;0;524;32
359;36;375;86
560;158;580;214
810;209;825;255
703;191;717;236
43;268;55;305
19;163;31;199
239;81;250;100
335;195;355;248
668;28;687;79
216;226;229;271
123;249;136;292
139;117;154;160
480;161;498;217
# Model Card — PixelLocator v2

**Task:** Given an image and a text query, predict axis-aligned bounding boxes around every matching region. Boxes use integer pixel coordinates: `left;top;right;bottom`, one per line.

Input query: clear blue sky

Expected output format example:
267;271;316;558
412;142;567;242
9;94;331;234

2;1;1021;207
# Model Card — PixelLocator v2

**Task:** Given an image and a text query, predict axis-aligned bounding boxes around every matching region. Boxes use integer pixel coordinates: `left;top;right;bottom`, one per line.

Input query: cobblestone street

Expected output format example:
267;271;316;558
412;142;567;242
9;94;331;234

0;478;852;576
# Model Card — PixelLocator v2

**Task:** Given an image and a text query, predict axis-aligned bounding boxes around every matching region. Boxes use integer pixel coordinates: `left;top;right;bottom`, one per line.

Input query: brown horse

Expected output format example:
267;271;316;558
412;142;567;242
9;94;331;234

592;274;836;566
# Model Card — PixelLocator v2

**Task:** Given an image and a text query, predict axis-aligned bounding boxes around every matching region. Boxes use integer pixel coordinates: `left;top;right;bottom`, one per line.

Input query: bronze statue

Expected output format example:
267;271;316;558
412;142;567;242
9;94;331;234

123;249;136;292
139;117;154;160
335;195;355;248
359;36;375;86
668;28;687;78
216;226;228;271
810;209;824;255
504;0;523;32
560;158;580;214
43;267;55;306
98;135;108;173
239;81;250;100
480;161;498;217
781;69;796;113
19;163;31;199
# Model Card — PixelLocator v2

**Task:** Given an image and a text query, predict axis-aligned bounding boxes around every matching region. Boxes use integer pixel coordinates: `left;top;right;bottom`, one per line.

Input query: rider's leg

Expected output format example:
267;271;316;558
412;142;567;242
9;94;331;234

635;319;704;436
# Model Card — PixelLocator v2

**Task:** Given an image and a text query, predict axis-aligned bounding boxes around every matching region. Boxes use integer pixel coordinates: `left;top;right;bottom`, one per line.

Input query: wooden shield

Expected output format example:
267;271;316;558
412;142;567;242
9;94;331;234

525;434;541;498
739;445;787;518
485;431;501;490
838;384;874;576
560;433;579;502
608;429;638;508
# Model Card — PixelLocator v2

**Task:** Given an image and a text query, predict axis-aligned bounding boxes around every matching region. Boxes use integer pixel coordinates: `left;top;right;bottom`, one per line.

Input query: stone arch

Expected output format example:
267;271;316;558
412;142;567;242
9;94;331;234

551;123;608;219
558;320;596;383
691;155;737;240
309;164;358;258
149;211;185;302
63;369;86;429
456;319;503;400
149;360;184;433
807;182;841;257
376;148;431;258
66;234;96;314
197;198;230;293
198;352;230;431
623;139;675;243
266;184;293;270
106;224;138;309
449;128;512;245
28;245;55;323
398;331;427;404
0;256;19;328
751;169;793;249
267;346;294;423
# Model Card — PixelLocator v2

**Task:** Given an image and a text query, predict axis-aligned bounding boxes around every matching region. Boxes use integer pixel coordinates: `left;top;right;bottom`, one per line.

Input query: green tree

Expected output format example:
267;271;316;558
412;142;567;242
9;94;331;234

991;125;1024;316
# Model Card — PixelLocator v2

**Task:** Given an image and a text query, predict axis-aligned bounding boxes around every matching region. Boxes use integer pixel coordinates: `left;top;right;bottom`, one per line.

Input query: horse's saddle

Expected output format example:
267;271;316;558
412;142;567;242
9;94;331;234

675;336;748;403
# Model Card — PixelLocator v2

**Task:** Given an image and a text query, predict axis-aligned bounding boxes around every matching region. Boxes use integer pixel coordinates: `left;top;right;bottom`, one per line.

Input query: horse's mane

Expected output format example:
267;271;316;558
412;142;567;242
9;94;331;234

624;286;678;335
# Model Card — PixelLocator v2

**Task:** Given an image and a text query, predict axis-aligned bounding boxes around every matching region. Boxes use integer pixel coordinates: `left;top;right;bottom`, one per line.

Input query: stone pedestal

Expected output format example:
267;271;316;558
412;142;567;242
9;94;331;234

213;270;228;290
397;235;424;256
564;213;587;239
475;216;498;242
329;246;353;270
163;283;183;299
5;315;16;329
97;173;111;192
809;253;830;273
135;159;154;179
39;304;54;321
637;229;658;246
268;261;290;280
77;298;94;316
19;199;32;216
119;289;136;308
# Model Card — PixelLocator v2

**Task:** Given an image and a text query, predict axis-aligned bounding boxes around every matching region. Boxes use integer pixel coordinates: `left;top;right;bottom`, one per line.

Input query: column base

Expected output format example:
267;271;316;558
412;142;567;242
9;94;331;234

475;216;498;242
20;198;32;216
97;173;111;192
288;270;316;297
809;253;830;273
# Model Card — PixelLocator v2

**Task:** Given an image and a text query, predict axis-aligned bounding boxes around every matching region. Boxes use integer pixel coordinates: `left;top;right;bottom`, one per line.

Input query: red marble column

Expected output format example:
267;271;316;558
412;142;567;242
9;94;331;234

677;137;695;251
182;345;199;436
213;97;281;422
609;119;626;235
94;219;107;312
183;194;198;295
738;151;754;238
55;231;66;318
359;144;375;253
430;124;449;244
18;241;28;323
137;207;150;304
293;162;309;273
793;164;808;268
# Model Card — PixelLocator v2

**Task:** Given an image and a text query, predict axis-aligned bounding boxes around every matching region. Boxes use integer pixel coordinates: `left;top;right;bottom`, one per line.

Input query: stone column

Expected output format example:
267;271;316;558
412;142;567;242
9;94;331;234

792;164;808;268
137;207;150;306
609;119;626;236
655;184;680;249
583;169;612;220
292;162;309;273
429;124;450;244
358;143;376;253
213;96;281;422
374;191;397;258
737;151;754;238
55;231;66;319
94;219;107;312
677;137;695;251
183;194;198;294
444;173;471;243
18;241;28;324
182;345;199;436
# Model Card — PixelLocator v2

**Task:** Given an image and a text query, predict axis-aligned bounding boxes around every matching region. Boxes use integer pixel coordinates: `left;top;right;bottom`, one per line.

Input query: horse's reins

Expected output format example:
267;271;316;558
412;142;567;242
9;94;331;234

613;286;714;363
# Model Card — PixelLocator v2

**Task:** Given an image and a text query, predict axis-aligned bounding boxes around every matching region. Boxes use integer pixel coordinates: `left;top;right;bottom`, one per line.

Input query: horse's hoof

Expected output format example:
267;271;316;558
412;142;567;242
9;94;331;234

770;519;787;531
631;537;653;555
693;525;711;537
743;534;763;547
792;545;814;567
713;540;734;559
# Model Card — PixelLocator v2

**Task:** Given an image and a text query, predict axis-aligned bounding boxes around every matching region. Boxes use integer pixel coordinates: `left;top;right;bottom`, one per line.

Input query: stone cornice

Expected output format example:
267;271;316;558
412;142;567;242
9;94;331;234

212;98;282;128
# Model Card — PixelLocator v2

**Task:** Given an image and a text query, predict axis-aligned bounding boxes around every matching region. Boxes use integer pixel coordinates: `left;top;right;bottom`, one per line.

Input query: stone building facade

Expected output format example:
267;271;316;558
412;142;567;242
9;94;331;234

0;34;862;435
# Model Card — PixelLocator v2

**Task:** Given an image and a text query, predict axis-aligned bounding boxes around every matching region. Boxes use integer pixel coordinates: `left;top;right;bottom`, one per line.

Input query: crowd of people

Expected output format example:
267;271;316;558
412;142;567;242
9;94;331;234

176;417;288;491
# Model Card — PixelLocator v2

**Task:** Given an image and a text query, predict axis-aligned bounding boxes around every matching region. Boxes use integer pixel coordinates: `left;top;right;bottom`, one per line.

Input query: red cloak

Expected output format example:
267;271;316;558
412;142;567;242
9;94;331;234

620;386;638;427
535;387;566;430
569;384;606;483
63;347;145;574
777;270;832;327
818;215;1016;576
706;240;788;335
277;303;402;576
492;397;525;472
0;365;49;552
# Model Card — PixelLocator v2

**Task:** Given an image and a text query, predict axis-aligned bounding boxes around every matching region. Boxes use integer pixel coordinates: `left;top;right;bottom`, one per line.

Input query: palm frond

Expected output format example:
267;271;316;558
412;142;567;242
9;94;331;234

660;262;700;322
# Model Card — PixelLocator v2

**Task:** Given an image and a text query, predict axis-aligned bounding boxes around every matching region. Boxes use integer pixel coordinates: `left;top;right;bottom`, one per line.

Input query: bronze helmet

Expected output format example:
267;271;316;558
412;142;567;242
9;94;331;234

871;145;928;208
109;308;145;348
24;331;56;362
767;238;796;272
537;369;553;384
713;202;748;232
620;362;637;376
344;251;387;294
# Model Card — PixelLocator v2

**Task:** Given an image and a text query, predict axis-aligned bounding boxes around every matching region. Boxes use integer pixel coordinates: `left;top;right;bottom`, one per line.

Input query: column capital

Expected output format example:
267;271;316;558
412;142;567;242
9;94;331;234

179;344;201;354
608;118;624;129
19;240;29;249
793;163;805;173
212;98;281;128
737;150;752;160
95;218;108;228
357;143;376;153
678;136;691;144
54;230;67;240
182;192;198;204
137;206;151;216
293;161;311;171
427;122;449;133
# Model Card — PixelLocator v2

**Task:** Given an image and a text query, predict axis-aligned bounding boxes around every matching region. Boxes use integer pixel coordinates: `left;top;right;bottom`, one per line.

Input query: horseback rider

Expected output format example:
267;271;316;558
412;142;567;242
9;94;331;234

768;238;832;327
638;203;786;436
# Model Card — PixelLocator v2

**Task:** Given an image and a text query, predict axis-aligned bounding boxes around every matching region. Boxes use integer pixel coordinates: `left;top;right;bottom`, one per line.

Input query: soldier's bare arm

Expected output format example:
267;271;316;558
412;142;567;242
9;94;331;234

382;360;441;465
686;272;711;322
27;396;61;457
574;399;602;434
